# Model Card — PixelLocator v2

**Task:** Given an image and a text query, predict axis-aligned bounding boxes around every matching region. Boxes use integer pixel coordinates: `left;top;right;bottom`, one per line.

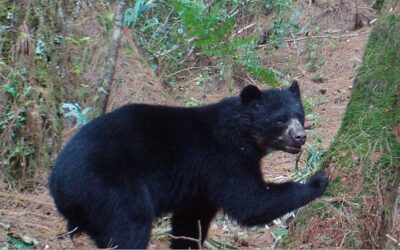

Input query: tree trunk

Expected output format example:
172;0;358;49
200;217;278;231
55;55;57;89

93;1;174;112
99;0;128;113
286;2;400;248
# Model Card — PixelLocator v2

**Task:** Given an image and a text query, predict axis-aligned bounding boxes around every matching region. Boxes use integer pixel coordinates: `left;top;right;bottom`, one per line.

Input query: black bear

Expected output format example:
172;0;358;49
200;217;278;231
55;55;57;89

49;81;328;249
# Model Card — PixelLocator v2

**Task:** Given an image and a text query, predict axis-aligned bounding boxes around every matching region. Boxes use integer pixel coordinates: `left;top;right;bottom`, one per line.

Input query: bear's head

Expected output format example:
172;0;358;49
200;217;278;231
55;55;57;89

238;80;306;154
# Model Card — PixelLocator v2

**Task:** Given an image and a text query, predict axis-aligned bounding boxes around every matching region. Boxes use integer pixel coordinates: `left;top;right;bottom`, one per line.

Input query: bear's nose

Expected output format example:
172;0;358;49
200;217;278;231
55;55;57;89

292;129;306;145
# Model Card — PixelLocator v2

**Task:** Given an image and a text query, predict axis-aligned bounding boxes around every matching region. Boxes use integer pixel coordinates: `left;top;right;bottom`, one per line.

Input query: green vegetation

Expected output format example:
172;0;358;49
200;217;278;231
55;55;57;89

132;0;303;87
0;1;65;187
265;0;301;47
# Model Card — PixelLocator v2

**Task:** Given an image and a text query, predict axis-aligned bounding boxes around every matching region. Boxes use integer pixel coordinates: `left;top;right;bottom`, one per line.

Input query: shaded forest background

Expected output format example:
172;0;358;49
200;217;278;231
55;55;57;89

0;0;399;249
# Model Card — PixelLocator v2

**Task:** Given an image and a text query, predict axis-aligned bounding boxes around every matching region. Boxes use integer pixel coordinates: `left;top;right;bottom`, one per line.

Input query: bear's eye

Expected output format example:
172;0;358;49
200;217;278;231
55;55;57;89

251;102;262;110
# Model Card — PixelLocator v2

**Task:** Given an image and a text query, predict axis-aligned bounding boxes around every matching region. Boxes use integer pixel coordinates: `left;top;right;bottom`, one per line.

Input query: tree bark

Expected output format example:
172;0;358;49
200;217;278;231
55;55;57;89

286;1;400;248
99;0;128;113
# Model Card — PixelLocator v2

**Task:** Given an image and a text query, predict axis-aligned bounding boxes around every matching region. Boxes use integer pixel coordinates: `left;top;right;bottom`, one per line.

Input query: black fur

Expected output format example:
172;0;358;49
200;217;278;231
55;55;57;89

49;82;328;249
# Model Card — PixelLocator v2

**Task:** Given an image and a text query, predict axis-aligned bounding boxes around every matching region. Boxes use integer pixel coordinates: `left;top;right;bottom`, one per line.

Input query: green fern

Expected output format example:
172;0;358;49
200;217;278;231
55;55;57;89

171;1;280;86
133;0;284;87
243;64;280;87
172;1;235;53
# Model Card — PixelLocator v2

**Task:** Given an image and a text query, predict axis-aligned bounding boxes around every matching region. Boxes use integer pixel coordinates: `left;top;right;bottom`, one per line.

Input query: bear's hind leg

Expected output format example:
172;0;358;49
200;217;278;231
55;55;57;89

170;201;217;249
90;209;152;249
84;185;154;249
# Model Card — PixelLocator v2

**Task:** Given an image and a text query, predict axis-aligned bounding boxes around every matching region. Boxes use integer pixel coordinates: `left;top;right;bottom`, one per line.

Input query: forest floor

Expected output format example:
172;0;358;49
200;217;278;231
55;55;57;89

2;1;399;249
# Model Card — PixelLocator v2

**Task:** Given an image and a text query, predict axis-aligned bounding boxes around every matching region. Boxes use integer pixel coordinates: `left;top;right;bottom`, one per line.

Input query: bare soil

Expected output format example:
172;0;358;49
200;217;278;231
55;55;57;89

2;1;398;249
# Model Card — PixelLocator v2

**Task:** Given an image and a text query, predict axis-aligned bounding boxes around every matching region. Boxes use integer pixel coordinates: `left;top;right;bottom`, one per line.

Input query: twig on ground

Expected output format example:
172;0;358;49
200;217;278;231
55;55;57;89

198;220;202;247
339;230;353;248
370;18;378;25
179;47;195;65
386;234;400;247
56;226;78;239
245;73;258;85
291;32;300;56
206;238;237;249
284;32;368;43
165;66;220;78
259;31;370;48
166;234;202;248
203;240;219;250
150;9;174;44
237;23;256;35
271;236;281;250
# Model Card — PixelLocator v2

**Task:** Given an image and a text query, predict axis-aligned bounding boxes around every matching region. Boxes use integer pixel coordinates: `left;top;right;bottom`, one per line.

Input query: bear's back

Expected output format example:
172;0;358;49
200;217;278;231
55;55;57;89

50;103;220;186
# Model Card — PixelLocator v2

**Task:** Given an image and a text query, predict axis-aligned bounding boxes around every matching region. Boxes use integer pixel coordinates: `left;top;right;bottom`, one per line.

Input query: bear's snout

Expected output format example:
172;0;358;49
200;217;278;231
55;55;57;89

287;119;306;145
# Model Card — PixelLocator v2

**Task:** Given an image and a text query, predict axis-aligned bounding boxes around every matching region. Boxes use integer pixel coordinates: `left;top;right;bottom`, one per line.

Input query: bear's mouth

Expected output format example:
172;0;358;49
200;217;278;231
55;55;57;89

267;143;303;154
282;145;302;154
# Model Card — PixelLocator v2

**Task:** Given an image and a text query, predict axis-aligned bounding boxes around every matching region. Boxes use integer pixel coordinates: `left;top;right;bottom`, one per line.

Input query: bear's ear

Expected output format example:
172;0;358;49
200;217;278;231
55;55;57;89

288;80;300;97
240;85;262;105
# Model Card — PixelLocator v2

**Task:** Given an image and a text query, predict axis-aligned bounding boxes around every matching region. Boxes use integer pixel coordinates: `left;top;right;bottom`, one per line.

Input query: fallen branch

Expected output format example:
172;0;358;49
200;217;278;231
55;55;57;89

284;31;369;43
166;234;202;248
259;31;370;48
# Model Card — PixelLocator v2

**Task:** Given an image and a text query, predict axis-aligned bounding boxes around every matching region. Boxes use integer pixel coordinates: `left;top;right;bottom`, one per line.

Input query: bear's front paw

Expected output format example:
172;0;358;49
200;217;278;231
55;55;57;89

307;171;329;196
